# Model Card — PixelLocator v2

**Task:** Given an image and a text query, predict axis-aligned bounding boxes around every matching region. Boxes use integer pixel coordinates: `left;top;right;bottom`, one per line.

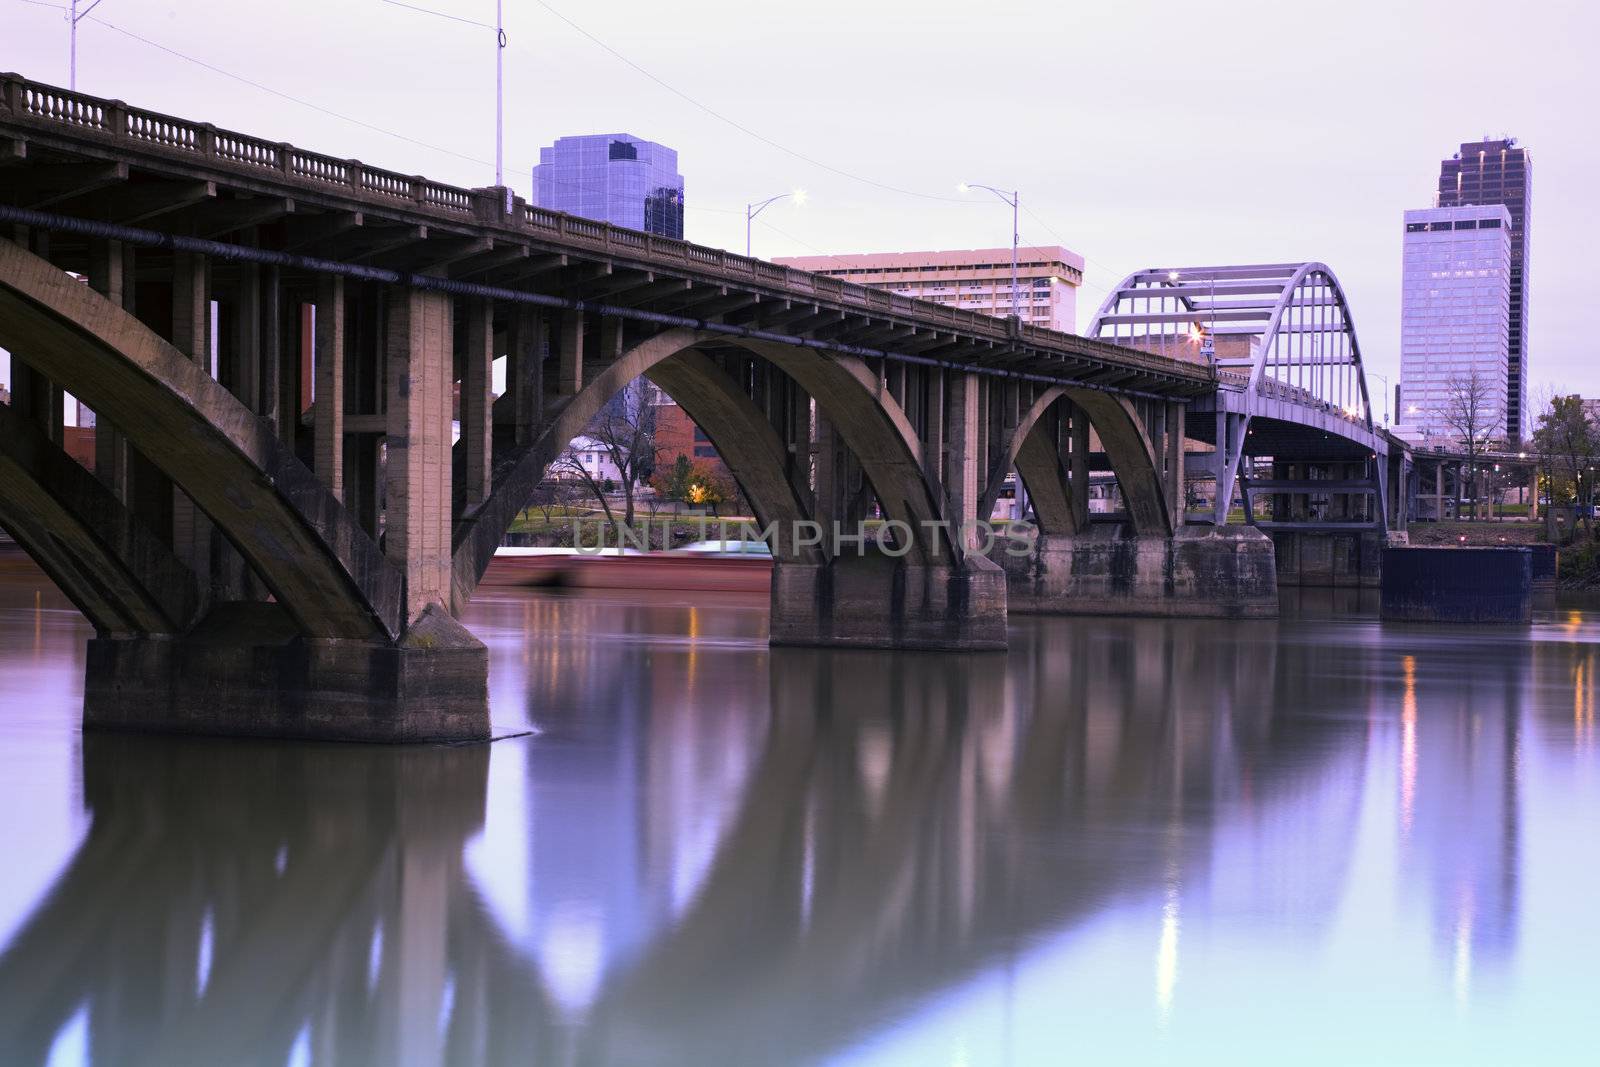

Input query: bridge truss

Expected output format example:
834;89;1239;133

1089;263;1391;531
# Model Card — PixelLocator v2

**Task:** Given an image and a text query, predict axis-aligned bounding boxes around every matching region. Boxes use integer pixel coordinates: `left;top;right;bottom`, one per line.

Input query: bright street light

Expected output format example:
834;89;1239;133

745;189;805;258
959;182;1020;321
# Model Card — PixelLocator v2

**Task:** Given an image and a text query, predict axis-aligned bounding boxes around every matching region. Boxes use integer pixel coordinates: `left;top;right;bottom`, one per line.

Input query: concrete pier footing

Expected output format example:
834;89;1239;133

1271;530;1384;588
993;526;1278;618
83;604;490;742
1380;547;1533;624
768;553;1009;651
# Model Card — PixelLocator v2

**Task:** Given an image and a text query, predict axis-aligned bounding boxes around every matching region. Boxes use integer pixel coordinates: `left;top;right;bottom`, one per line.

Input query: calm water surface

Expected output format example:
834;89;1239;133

1;569;1597;1065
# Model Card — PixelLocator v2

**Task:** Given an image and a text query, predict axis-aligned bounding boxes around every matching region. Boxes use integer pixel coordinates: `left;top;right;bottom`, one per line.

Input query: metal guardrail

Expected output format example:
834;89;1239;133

0;73;1212;386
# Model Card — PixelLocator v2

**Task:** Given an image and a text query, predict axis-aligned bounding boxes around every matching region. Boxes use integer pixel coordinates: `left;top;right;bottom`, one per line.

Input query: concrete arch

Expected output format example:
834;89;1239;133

0;238;400;640
644;349;821;564
0;403;199;636
452;326;717;606
985;386;1173;538
980;387;1076;536
727;339;959;562
452;329;960;606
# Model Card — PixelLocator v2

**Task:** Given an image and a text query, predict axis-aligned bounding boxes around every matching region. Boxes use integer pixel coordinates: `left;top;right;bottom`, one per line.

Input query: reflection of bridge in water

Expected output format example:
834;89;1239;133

0;609;1478;1066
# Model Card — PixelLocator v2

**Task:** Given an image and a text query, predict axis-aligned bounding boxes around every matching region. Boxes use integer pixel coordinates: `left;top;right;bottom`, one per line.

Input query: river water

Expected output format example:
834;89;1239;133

0;568;1596;1065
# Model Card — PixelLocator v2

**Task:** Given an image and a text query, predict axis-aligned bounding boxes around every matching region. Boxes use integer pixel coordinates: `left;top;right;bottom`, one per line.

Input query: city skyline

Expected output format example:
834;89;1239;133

2;0;1594;413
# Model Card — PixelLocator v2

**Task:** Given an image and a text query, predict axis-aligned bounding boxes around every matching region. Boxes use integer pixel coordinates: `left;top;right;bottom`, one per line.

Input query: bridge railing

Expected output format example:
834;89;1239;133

0;73;1211;384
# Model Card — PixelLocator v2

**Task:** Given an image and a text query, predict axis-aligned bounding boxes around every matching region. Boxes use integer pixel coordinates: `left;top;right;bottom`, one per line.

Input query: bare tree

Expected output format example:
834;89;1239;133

549;377;659;529
1436;370;1503;520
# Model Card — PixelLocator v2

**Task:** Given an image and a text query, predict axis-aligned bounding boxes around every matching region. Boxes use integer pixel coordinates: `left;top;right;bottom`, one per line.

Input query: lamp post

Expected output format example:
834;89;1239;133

745;189;806;258
959;183;1020;321
1369;372;1390;426
382;0;508;189
67;0;109;91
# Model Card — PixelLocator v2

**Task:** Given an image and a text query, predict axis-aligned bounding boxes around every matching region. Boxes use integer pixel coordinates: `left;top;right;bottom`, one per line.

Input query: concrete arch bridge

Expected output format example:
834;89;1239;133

0;76;1349;740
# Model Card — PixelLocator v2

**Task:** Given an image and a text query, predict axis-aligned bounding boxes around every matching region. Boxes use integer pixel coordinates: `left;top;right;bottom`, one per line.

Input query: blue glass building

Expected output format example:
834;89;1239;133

532;134;685;239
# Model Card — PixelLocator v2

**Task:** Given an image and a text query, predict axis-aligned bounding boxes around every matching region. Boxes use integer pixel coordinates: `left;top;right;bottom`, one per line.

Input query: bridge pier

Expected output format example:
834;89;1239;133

992;526;1277;619
1270;529;1384;588
83;604;488;742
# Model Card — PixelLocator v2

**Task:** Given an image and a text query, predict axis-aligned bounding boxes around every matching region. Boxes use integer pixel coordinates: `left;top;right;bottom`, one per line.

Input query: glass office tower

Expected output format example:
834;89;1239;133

1397;204;1512;444
532;134;685;239
1437;138;1531;442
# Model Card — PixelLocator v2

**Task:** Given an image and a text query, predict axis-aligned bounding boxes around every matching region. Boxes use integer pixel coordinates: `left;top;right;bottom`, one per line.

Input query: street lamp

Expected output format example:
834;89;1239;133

1369;372;1391;426
67;0;111;91
959;182;1020;321
745;189;806;258
382;0;509;189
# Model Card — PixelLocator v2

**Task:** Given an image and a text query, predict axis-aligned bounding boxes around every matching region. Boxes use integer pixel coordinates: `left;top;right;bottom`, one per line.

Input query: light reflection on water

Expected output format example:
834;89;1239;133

0;571;1598;1065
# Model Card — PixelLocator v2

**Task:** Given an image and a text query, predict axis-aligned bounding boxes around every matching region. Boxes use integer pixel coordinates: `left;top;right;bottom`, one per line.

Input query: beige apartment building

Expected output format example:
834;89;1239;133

773;246;1084;333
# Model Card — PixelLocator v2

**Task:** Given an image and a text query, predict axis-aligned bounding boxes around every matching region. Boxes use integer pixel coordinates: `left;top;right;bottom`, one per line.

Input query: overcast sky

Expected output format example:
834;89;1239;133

5;0;1596;408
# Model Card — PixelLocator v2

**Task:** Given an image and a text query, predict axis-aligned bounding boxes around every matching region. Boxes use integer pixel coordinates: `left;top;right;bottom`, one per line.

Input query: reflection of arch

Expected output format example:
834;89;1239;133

452;330;962;607
0;403;198;635
981;386;1173;537
0;239;399;640
0;735;524;1066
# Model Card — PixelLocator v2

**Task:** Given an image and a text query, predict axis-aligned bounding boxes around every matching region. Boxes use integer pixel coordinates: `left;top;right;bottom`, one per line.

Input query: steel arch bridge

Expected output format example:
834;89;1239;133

1089;262;1390;530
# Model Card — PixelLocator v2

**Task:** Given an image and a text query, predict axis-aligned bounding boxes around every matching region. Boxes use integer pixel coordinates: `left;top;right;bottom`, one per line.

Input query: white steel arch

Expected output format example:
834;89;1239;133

1087;262;1374;433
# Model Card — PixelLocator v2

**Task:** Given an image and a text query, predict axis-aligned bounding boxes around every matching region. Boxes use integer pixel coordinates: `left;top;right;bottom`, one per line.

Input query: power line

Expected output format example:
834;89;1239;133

379;0;494;31
81;12;506;172
529;0;971;205
26;0;1132;287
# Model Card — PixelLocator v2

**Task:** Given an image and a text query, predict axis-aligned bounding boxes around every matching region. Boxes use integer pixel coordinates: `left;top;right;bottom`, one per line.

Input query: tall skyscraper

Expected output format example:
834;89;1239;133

773;247;1084;333
1397;204;1512;444
1436;138;1531;441
533;134;684;239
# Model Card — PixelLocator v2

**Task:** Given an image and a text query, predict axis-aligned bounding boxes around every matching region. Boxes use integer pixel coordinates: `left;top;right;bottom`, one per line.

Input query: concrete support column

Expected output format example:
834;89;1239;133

812;406;838;532
260;266;282;428
559;310;584;396
228;263;262;412
9;358;59;445
386;287;454;624
313;274;346;501
946;372;981;552
922;369;945;502
169;252;212;582
87;239;129;498
1069;402;1090;530
461;297;493;508
599;317;624;364
1165;401;1185;526
786;378;811;499
508;306;544;445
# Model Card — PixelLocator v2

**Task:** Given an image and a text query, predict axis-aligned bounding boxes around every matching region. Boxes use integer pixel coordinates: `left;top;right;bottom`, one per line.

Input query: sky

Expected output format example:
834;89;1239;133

3;0;1597;409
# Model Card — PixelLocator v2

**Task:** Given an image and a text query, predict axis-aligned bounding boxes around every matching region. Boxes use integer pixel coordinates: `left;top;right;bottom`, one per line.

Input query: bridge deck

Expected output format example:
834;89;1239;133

0;74;1212;399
